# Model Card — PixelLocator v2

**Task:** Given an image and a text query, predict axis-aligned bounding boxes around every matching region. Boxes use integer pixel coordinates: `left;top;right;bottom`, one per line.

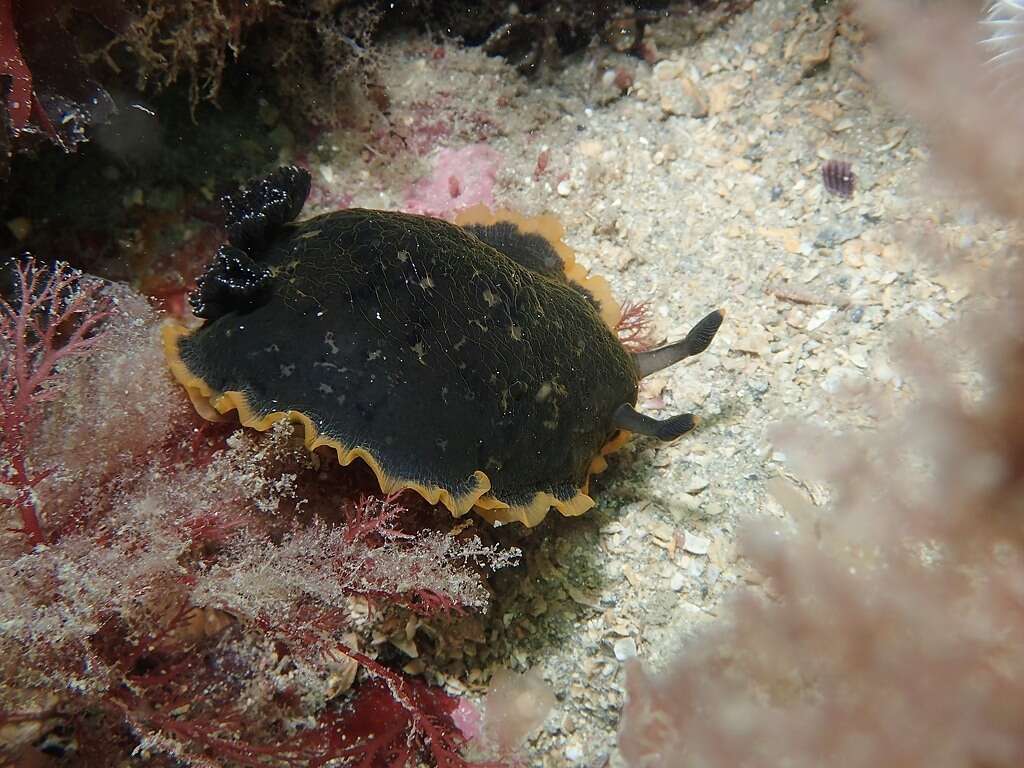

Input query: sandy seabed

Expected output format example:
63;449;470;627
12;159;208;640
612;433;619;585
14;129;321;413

278;1;1017;765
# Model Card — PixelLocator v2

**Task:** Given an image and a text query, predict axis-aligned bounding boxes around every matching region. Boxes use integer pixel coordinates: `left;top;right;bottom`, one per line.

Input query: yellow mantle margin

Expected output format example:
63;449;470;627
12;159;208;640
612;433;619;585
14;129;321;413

162;322;628;527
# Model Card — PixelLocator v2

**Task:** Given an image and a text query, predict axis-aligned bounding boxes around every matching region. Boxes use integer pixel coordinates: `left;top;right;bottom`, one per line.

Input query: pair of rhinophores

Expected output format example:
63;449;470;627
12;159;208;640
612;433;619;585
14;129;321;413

163;166;723;527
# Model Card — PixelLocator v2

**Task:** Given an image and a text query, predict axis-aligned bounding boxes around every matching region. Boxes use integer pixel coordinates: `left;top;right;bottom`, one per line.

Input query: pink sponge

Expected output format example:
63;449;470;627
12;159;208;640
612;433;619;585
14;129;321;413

403;144;501;219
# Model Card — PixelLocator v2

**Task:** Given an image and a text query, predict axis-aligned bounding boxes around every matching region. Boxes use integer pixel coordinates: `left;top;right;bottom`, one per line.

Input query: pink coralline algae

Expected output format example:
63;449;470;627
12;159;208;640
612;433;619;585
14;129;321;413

403;144;501;219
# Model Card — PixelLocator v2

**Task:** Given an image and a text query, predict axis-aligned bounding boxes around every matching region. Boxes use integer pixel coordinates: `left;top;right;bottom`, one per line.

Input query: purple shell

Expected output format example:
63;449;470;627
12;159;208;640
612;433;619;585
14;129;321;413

822;159;856;198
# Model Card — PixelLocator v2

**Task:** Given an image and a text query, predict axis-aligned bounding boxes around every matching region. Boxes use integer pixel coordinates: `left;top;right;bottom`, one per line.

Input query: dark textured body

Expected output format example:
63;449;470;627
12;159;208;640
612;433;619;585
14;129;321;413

178;209;639;504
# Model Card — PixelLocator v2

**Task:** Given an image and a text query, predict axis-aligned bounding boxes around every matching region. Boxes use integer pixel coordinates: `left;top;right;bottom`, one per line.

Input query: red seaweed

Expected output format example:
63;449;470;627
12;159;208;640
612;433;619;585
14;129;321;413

0;0;34;133
0;257;112;545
